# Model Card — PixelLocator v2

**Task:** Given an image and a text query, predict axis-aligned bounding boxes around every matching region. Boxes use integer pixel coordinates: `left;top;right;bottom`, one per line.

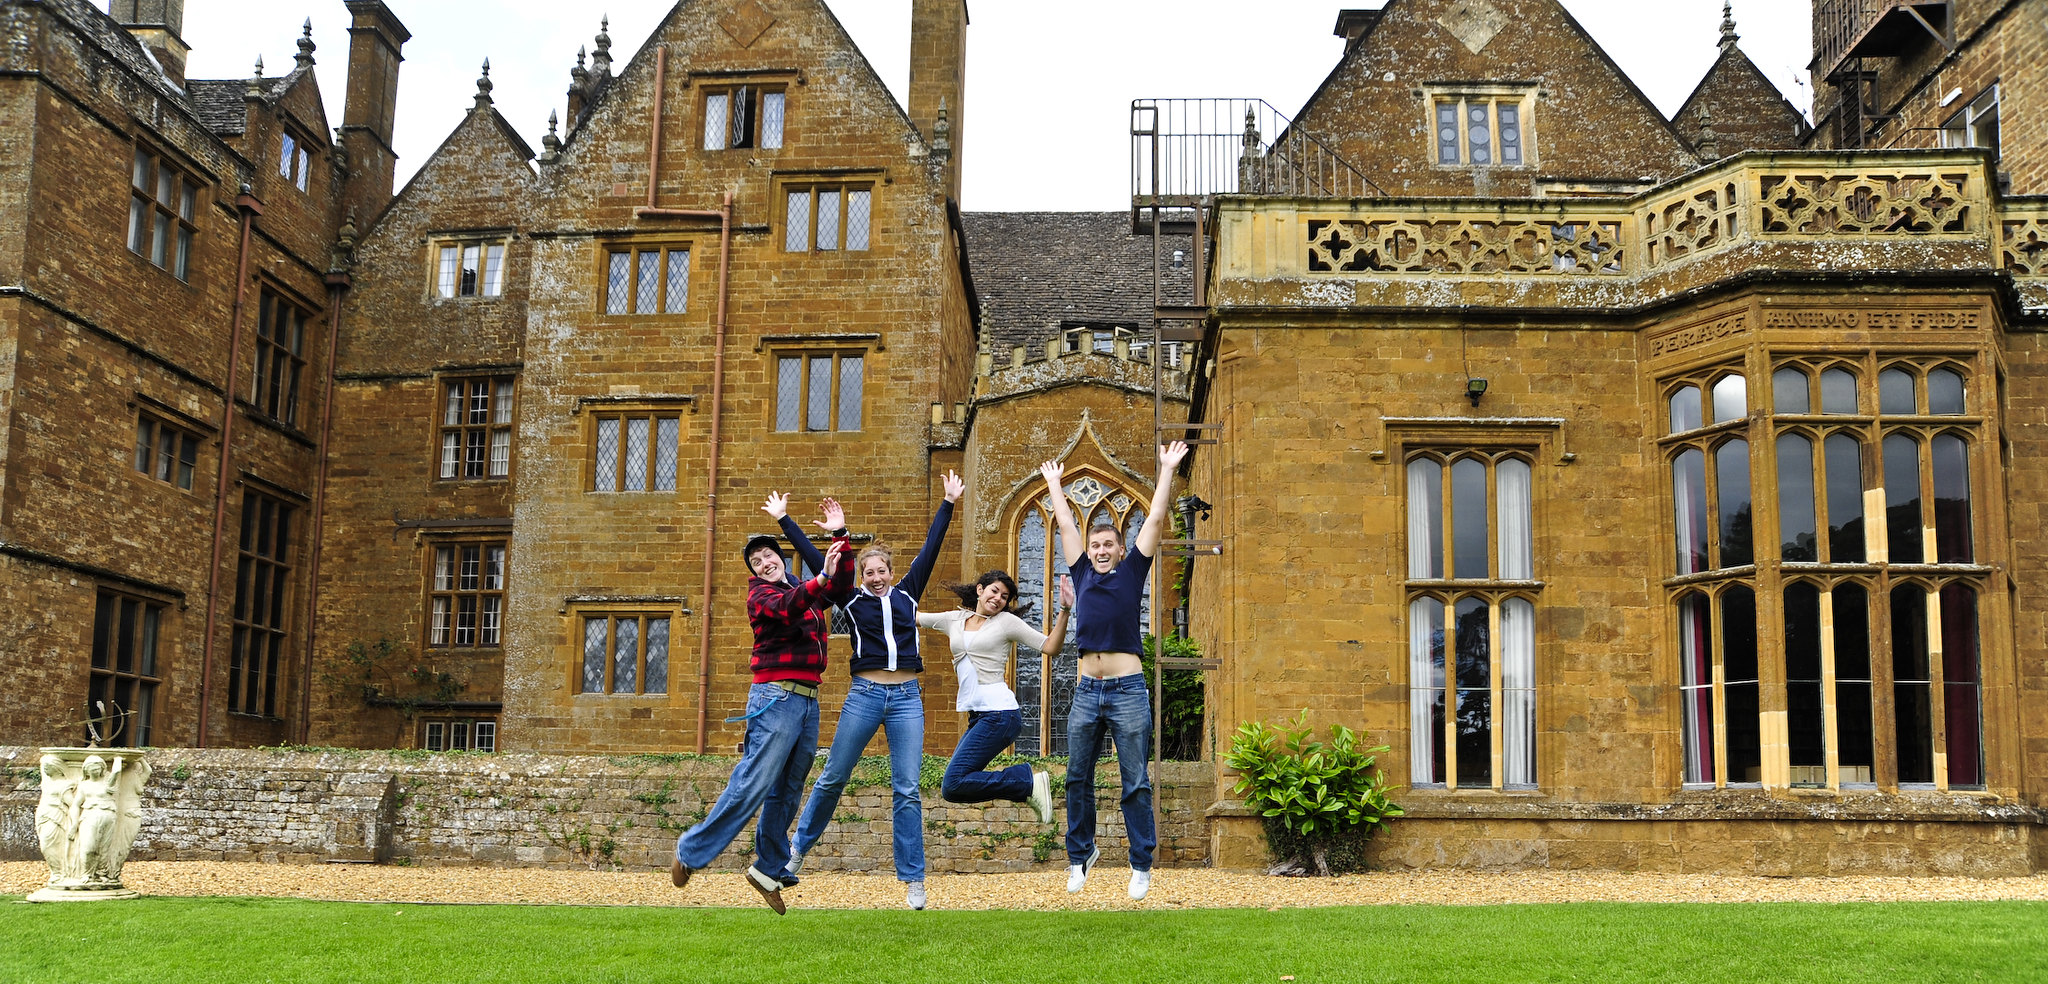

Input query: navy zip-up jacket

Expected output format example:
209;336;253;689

780;499;953;674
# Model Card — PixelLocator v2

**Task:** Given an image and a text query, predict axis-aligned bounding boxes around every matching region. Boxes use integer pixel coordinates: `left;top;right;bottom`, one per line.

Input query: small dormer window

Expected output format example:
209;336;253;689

1426;87;1535;167
279;127;315;191
704;85;786;150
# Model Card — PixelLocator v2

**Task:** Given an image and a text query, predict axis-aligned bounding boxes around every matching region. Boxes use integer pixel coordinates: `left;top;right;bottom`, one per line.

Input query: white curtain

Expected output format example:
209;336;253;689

1673;450;1702;574
1497;458;1532;580
1501;598;1535;787
1407;460;1439;579
1409;598;1442;782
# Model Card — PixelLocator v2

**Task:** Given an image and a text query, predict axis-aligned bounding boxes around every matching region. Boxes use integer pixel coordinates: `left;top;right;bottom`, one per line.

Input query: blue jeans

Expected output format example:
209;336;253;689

942;709;1032;803
675;683;819;877
793;677;926;881
1065;673;1155;871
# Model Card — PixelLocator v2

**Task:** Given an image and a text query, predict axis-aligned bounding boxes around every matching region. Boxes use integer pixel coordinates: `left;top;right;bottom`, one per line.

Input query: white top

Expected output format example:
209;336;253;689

918;609;1048;712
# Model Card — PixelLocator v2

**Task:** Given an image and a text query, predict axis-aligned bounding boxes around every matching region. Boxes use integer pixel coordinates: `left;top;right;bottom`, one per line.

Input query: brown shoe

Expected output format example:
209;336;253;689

670;860;691;889
744;865;788;915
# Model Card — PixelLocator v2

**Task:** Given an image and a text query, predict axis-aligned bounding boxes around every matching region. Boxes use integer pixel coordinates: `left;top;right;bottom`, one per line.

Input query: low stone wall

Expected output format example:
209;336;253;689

0;747;1215;873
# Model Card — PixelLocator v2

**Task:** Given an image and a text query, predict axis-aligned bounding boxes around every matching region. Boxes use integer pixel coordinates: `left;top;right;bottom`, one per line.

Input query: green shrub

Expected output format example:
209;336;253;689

1141;633;1206;760
1223;709;1402;876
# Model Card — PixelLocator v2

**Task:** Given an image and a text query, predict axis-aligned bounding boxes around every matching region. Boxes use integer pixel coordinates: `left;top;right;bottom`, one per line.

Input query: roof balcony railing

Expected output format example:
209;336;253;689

1130;98;1379;229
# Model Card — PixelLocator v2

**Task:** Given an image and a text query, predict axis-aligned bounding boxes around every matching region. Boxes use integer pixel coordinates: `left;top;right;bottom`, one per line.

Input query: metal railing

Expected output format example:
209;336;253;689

1131;98;1380;208
1814;1;1949;80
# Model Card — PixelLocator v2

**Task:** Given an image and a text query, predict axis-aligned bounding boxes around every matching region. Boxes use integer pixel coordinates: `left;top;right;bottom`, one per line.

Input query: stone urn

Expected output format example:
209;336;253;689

26;747;151;902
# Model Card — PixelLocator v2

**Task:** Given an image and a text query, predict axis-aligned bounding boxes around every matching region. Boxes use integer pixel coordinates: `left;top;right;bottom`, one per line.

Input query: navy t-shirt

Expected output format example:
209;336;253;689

1070;549;1152;654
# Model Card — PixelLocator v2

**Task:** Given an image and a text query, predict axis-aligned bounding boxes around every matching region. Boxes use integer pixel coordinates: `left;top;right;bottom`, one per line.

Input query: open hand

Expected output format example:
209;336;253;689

762;491;790;520
942;470;964;503
821;538;846;576
1159;441;1189;471
815;497;845;532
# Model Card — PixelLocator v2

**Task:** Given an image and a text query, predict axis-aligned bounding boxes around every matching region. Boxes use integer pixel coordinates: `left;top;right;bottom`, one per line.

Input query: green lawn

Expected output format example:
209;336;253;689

5;896;2044;983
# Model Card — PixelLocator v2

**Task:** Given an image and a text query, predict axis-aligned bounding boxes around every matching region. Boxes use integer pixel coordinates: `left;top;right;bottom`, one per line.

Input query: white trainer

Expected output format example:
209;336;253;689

1065;844;1100;893
786;851;805;878
1128;869;1152;901
1028;770;1054;824
906;881;927;910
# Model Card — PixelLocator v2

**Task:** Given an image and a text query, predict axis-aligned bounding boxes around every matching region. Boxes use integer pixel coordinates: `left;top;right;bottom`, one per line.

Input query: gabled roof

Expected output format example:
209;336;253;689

1671;43;1810;156
961;213;1192;354
372;101;539;238
184;72;299;138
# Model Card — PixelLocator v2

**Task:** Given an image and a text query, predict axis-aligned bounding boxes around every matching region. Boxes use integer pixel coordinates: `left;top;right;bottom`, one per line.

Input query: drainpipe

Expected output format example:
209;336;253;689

634;44;738;752
297;263;351;743
198;189;264;746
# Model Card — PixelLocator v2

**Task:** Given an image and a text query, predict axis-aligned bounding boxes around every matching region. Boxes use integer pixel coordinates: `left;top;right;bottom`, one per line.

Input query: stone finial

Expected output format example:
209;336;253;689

296;19;316;68
541;110;562;163
1695;106;1719;160
932;98;951;160
475;59;494;109
245;55;265;98
591;15;613;77
571;46;589;88
1719;1;1739;49
329;208;360;274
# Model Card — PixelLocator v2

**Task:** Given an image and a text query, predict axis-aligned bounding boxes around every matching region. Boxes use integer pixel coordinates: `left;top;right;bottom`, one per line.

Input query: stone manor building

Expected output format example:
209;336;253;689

3;0;2047;873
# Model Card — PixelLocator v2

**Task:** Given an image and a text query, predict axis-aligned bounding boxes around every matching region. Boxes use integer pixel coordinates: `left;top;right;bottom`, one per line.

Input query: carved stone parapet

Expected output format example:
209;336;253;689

26;747;152;902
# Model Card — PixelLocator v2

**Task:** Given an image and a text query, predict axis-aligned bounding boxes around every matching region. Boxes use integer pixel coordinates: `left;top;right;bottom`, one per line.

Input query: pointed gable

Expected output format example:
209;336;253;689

1289;0;1700;197
1672;45;1810;158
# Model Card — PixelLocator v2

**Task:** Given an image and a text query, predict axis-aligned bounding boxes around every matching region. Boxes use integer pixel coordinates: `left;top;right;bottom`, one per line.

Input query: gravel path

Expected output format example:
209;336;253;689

10;862;2048;910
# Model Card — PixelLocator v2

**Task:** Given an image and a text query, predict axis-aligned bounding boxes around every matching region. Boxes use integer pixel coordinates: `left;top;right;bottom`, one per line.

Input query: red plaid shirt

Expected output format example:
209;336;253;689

746;534;853;684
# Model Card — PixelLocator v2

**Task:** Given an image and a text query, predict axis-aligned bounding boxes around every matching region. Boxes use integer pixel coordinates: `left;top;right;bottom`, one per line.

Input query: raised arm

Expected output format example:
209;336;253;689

775;535;852;615
1038;575;1076;655
900;472;962;598
765;492;827;574
1133;441;1190;558
1039;459;1083;567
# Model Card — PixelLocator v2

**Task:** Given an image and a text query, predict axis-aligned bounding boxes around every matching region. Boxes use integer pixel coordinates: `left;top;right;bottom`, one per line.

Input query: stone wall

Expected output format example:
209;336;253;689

0;748;1214;872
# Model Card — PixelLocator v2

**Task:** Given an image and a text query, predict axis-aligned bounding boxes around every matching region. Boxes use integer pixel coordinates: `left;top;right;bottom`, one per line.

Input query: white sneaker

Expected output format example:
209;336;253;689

906;881;927;910
787;851;805;878
1065;844;1100;893
1128;869;1152;901
1028;771;1054;824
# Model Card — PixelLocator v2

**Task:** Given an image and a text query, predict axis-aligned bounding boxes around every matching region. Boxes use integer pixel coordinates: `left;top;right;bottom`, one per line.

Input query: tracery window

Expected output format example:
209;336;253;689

1012;470;1151;756
1406;451;1537;789
1428;88;1534;167
1666;356;1986;790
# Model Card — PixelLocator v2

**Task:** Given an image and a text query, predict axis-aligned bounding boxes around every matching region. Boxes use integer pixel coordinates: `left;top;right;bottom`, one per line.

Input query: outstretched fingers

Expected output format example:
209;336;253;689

942;470;965;502
815;496;846;532
1159;440;1190;470
762;491;790;520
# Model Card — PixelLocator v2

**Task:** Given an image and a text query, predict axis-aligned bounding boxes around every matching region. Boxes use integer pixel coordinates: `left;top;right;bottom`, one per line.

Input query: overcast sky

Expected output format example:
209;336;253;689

170;1;1813;212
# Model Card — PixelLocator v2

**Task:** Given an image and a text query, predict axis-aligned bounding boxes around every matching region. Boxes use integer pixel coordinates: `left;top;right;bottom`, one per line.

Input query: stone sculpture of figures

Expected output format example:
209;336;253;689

35;755;77;883
70;755;124;884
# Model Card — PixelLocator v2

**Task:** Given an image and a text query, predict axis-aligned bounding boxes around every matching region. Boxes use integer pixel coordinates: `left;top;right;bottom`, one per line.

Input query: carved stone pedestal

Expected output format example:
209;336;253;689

25;747;151;903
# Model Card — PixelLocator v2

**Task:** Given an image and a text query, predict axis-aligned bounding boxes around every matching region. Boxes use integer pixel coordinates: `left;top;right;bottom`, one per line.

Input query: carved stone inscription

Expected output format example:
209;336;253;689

1760;310;1983;331
1649;314;1745;359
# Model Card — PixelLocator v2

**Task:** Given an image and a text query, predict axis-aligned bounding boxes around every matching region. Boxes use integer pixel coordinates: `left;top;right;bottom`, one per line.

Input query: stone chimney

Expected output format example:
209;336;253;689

337;1;410;223
110;0;189;86
907;0;967;203
1333;10;1381;54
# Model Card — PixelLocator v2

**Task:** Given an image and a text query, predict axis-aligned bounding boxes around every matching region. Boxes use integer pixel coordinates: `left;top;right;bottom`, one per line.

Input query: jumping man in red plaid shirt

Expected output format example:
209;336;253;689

670;493;853;914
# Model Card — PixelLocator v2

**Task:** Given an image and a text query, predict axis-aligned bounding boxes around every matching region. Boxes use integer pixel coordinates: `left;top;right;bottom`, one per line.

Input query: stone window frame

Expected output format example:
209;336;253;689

89;588;167;747
1422;83;1538;169
1400;443;1543;793
437;374;516;482
229;489;296;720
423;537;508;651
779;174;877;253
431;235;510;300
250;286;311;428
701;81;788;151
421;717;497;752
1662;351;1994;793
133;407;203;492
582;400;687;493
769;346;867;434
278;123;317;193
573;608;677;697
127;144;199;281
600;242;692;316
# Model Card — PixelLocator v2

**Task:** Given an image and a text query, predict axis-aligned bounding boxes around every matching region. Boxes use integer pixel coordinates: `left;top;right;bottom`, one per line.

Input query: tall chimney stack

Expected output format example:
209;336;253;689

337;1;411;223
111;0;189;86
907;0;967;203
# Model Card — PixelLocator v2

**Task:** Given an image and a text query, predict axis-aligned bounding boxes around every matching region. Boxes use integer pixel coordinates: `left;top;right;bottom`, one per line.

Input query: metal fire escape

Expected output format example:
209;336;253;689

1127;99;1378;762
1813;1;1956;147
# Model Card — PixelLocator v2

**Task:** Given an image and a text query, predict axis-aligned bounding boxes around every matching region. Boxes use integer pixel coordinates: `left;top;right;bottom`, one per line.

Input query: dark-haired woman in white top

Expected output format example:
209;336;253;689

918;570;1073;821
